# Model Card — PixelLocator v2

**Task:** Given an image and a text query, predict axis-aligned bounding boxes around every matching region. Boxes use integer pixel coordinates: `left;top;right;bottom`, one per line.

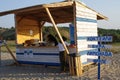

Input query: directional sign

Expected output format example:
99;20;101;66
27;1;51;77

87;59;110;64
87;36;112;42
87;36;113;80
88;44;112;49
87;51;112;56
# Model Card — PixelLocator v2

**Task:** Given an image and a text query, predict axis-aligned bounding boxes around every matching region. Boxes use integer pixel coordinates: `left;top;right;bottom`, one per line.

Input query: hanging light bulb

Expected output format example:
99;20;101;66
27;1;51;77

29;30;33;36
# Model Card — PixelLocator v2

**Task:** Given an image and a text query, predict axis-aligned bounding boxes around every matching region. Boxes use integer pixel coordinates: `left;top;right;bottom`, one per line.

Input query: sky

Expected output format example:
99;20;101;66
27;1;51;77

0;0;120;29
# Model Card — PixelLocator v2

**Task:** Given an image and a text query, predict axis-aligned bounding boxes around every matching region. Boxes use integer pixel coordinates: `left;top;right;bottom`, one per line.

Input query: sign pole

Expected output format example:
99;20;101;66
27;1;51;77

98;41;101;80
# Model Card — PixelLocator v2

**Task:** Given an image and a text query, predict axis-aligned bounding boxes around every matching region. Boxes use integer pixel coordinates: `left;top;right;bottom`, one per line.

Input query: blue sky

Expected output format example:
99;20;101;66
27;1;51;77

0;0;119;29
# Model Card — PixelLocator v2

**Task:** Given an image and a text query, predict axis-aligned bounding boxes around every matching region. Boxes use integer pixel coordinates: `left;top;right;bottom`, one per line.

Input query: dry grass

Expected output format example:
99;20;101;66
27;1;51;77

110;43;120;54
1;40;16;53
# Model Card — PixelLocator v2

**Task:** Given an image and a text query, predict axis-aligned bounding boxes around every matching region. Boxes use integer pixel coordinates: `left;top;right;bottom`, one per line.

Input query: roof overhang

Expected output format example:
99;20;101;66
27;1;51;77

0;1;108;24
76;1;108;20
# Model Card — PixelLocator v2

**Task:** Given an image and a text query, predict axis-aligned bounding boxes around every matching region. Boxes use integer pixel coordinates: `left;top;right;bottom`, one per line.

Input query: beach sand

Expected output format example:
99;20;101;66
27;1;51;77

0;52;120;80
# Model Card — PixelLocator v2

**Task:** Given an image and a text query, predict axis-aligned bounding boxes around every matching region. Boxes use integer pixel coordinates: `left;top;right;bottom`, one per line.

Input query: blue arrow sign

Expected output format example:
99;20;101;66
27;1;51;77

87;59;110;64
87;36;112;42
87;51;112;56
88;44;112;48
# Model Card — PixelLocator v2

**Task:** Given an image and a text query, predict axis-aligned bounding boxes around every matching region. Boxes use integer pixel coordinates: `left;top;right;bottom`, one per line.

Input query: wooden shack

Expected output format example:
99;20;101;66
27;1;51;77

0;1;107;75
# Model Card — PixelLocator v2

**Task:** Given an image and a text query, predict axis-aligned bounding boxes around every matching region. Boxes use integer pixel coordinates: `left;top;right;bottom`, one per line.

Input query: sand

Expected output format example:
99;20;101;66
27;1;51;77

0;52;120;80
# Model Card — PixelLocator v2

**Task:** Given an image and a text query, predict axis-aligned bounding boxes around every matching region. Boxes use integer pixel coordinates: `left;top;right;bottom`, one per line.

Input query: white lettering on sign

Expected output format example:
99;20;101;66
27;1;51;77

87;51;112;56
87;36;112;42
87;59;110;64
88;44;112;49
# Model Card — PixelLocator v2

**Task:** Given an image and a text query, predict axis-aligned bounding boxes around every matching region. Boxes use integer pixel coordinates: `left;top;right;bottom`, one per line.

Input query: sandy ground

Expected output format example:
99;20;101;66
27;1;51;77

0;52;120;80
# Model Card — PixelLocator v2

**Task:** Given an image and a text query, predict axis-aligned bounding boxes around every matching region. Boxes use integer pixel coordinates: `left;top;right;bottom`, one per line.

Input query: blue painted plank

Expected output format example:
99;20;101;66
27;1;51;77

76;17;97;23
17;60;60;66
16;53;59;56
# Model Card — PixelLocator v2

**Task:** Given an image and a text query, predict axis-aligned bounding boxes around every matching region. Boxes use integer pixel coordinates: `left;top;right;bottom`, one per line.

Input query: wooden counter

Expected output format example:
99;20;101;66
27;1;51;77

16;46;76;66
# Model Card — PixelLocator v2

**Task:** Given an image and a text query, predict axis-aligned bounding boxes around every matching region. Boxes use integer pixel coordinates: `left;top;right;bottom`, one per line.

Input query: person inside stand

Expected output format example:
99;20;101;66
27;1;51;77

57;36;70;72
46;34;58;46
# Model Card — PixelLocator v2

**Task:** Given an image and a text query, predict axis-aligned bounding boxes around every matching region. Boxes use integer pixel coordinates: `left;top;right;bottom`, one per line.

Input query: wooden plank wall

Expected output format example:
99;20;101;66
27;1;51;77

76;3;98;64
16;16;39;44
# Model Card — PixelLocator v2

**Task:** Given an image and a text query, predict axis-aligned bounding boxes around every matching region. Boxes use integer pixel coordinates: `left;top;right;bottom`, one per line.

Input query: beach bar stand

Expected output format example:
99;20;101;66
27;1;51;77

0;1;107;76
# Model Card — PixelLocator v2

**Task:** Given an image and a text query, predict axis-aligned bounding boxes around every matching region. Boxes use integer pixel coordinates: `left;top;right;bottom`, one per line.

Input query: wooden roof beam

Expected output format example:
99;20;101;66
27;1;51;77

17;16;26;24
0;2;73;16
97;13;108;20
29;14;43;21
43;1;73;8
0;6;44;16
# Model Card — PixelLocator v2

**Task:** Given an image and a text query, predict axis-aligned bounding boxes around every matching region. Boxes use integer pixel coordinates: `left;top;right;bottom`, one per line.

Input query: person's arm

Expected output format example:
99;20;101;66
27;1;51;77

64;41;70;46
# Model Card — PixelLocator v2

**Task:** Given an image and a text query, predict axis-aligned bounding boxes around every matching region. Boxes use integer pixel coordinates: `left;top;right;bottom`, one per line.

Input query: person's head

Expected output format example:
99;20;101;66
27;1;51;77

47;34;58;46
62;36;67;41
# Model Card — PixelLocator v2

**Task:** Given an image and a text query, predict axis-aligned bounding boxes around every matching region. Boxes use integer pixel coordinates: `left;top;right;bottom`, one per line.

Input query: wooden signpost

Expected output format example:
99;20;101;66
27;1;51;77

87;36;112;80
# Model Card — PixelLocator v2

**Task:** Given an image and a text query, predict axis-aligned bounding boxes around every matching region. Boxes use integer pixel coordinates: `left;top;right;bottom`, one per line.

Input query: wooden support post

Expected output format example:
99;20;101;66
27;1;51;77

75;56;82;76
68;56;72;74
3;42;19;65
45;7;69;54
38;21;45;41
71;57;75;75
73;2;83;76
